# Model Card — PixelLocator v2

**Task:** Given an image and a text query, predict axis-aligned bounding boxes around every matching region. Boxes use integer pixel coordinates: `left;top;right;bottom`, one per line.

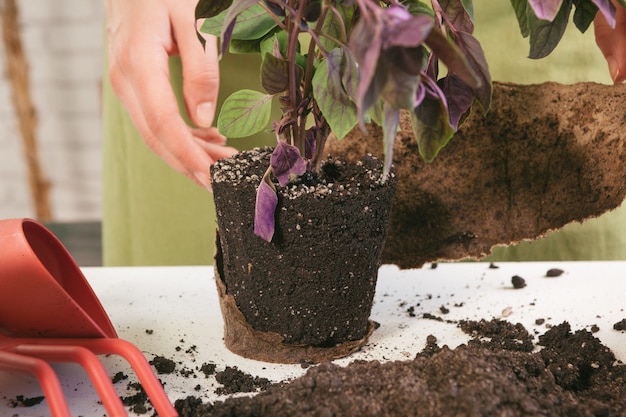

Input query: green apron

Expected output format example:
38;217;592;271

102;53;274;265
102;2;626;265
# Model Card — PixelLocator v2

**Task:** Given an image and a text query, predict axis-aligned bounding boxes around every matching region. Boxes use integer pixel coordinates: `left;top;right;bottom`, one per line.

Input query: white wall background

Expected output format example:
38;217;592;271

0;0;104;221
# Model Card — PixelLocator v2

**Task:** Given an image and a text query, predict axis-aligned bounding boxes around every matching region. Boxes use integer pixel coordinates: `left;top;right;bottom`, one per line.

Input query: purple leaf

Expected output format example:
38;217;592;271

592;0;616;28
454;31;491;111
424;28;480;90
411;94;455;162
270;141;307;186
385;46;425;76
421;73;448;111
254;171;278;242
383;9;433;49
350;13;384;122
261;53;290;94
439;74;474;130
360;63;387;126
435;0;475;33
381;65;419;110
382;103;400;181
415;82;426;107
221;20;236;56
528;0;564;21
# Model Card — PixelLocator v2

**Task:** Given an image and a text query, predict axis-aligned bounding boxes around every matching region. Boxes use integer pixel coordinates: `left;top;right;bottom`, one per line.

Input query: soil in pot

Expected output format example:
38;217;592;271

211;147;397;363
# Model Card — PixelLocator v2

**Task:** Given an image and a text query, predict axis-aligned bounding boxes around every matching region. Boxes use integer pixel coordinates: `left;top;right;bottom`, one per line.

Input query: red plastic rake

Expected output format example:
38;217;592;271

0;218;178;417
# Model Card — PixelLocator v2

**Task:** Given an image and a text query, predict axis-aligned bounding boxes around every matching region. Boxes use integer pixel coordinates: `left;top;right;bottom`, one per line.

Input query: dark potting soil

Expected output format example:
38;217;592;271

175;320;626;417
211;148;397;348
150;355;176;374
108;361;273;415
511;274;527;289
214;366;272;395
614;319;626;331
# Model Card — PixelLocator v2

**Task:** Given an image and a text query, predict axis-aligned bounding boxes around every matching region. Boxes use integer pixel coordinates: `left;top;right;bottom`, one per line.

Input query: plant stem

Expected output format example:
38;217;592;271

287;0;306;151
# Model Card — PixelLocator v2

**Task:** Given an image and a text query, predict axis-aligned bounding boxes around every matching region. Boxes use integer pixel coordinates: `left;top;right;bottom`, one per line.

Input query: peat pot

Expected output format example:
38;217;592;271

211;147;397;363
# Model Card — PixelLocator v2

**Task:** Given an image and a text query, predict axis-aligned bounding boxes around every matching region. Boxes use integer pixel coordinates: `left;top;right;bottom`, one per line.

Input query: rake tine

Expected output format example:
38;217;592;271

15;344;128;417
77;338;179;417
0;350;71;417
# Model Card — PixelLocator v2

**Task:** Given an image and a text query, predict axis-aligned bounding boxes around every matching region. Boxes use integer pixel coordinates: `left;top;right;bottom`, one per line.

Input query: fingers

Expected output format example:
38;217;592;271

170;5;221;129
192;127;228;145
594;3;626;84
105;0;234;189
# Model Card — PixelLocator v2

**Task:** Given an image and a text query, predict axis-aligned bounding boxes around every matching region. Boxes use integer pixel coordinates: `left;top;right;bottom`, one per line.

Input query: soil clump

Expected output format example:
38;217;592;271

326;81;626;267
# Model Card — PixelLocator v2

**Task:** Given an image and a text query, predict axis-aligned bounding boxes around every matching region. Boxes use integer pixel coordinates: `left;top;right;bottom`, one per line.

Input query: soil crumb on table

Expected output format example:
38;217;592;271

7;395;45;408
545;268;565;277
511;275;527;289
214;366;272;395
614;319;626;331
150;355;176;374
175;320;626;417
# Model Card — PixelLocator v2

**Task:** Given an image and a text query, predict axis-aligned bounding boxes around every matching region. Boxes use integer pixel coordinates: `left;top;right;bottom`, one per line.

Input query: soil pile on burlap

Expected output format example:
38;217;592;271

326;81;626;268
175;320;626;416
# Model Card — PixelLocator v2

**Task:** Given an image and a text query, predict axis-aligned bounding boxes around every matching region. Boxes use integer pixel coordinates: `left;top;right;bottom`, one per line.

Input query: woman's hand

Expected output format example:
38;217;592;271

105;0;237;189
595;3;626;84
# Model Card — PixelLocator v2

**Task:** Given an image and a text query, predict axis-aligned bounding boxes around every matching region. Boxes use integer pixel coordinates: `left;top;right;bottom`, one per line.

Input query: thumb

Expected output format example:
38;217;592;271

594;4;626;84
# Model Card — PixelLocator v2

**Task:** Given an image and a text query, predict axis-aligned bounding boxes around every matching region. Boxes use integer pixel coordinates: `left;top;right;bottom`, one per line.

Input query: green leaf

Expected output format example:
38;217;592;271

312;49;358;140
366;100;385;126
528;0;572;59
195;0;232;19
319;3;355;52
411;97;455;162
260;31;291;58
201;2;278;41
510;0;530;37
229;38;263;53
199;7;228;37
226;3;279;40
217;90;274;138
572;0;598;33
400;0;435;17
195;0;233;47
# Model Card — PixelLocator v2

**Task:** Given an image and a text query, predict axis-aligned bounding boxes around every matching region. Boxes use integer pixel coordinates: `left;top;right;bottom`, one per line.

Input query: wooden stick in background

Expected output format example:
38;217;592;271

1;0;52;221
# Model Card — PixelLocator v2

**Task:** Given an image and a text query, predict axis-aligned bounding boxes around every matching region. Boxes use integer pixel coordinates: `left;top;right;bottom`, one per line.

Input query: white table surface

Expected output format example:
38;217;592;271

1;262;625;416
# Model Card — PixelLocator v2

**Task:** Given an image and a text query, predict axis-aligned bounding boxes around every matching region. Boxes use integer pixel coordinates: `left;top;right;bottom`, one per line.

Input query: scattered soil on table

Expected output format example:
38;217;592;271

614;319;626;331
511;275;527;289
7;395;45;408
121;381;150;415
200;362;217;377
214;366;272;395
175;320;626;417
150;355;176;374
112;354;271;415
